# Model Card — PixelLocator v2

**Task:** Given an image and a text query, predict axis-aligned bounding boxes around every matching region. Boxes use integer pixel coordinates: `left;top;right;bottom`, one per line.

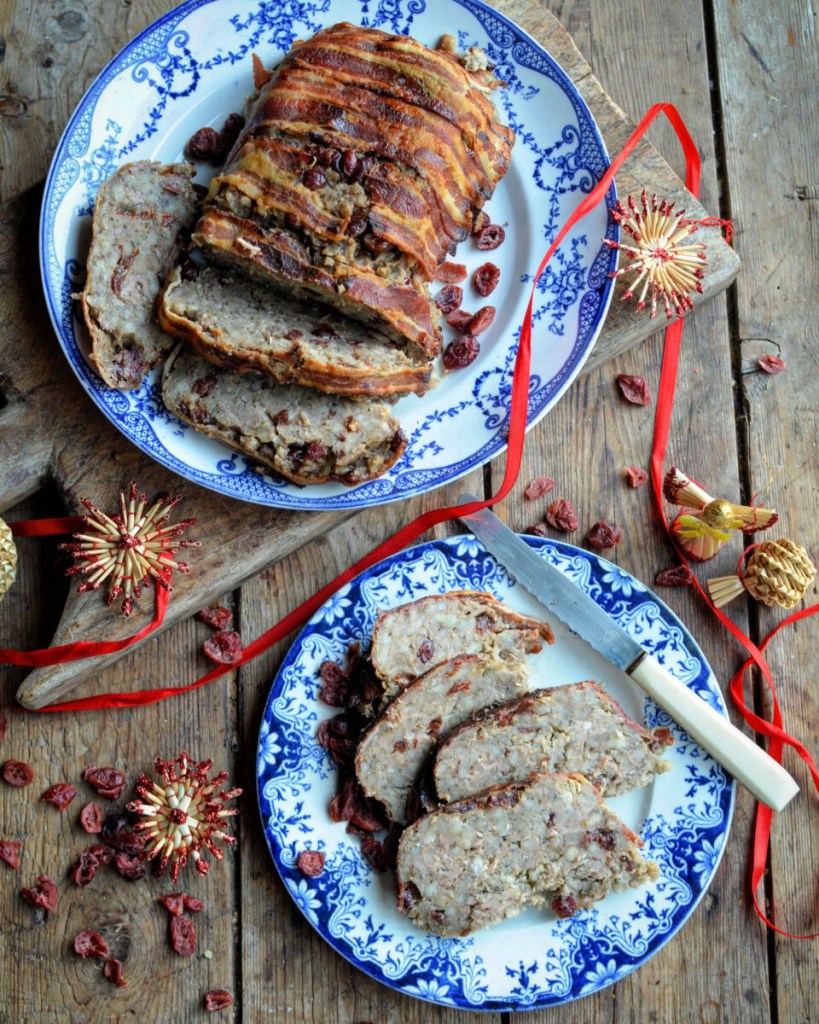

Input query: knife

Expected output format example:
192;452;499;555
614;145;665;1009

458;495;799;812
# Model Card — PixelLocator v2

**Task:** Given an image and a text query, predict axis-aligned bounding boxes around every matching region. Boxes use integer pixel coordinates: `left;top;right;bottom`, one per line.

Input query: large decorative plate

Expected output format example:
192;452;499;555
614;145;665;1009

40;0;618;511
257;535;734;1011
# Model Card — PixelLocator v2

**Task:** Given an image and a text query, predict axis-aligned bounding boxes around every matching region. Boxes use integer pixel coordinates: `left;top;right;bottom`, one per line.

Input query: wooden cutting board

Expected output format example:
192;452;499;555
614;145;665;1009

0;0;739;709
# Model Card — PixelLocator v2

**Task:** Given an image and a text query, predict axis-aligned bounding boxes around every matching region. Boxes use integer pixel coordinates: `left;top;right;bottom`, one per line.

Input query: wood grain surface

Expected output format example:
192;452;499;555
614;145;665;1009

0;1;816;1022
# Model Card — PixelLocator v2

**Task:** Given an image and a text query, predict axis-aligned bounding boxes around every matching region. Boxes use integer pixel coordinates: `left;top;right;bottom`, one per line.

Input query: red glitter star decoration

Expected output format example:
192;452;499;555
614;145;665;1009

128;752;242;882
61;482;199;615
603;191;707;319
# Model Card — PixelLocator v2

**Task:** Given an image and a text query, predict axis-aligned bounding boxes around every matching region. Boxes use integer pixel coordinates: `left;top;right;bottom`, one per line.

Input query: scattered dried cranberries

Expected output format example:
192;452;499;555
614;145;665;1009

468;306;495;336
80;802;104;834
625;466;648;488
204;990;234;1011
442;334;480;370
473;261;500;296
586;521;623;549
545;498;578;532
82;766;127;800
74;930;109;960
197;605;234;631
41;782;78;810
475;223;505;250
525;476;555;500
170;914;197;957
433;261;467;283
0;840;21;869
655;565;694;587
2;759;34;787
103;957;127;988
21;875;58;911
434;284;463;314
203;629;243;665
616;373;652;406
758;354;786;374
296;850;325;877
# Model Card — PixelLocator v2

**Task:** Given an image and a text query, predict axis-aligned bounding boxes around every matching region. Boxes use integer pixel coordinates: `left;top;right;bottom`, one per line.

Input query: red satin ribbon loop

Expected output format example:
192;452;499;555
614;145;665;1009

8;516;86;537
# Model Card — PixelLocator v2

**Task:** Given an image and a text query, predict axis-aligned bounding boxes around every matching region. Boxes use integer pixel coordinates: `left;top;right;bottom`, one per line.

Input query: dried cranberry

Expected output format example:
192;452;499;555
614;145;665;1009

103;957;127;988
0;840;21;869
655;565;694;587
2;759;34;787
184;894;205;913
476;223;505;250
758;354;786;374
316;715;357;770
113;851;146;881
203;629;243;665
101;810;135;843
442;334;480;370
328;777;386;832
318;661;351;707
159;893;186;916
305;440;329;460
616;373;652;406
296;850;325;877
545;498;578;532
71;851;101;887
219;112;245;151
433;261;467;283
204;990;234;1011
0;710;6;743
525;523;549;538
468;306;496;337
21;875;58;911
551;893;578;918
625;466;648;488
340;149;358;179
197;605;234;631
417;637;434;664
185;126;225;163
87;843;115;864
80;801;104;834
302;166;327;190
445;308;474;332
434;284;463;314
170;914;197;956
41;782;78;810
525;476;555;500
473;261;500;296
586;521;623;549
82;766;127;799
74;929;109;960
346;211;369;236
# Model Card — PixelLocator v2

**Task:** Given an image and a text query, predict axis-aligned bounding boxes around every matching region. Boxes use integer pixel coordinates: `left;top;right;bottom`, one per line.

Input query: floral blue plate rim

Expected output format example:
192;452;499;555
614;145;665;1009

256;535;735;1011
39;0;618;511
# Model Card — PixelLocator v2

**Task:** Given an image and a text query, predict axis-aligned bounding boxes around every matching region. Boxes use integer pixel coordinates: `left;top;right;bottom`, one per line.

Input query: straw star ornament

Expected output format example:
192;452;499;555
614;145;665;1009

61;482;199;615
603;191;707;319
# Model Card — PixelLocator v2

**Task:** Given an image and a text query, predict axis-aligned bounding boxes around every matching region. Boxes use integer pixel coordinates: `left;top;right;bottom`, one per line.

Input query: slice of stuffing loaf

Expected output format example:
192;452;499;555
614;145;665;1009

396;771;658;936
162;345;406;486
158;266;433;397
81;161;200;389
370;591;553;700
355;652;530;825
434;681;673;803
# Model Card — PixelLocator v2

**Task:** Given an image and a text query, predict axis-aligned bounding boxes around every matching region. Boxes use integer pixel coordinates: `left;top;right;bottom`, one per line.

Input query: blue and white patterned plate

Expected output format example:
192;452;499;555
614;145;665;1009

40;0;617;511
257;535;734;1010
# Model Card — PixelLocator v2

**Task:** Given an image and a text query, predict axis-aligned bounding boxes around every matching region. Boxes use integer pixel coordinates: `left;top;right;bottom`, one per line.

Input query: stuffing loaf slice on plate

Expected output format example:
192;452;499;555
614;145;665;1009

370;590;553;701
355;652;530;825
81;161;200;389
162;344;406;486
194;22;514;361
158;265;433;397
396;771;659;936
433;680;674;802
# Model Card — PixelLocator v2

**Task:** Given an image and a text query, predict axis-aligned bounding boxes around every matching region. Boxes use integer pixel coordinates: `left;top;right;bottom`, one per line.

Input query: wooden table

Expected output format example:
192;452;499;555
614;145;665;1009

0;1;816;1020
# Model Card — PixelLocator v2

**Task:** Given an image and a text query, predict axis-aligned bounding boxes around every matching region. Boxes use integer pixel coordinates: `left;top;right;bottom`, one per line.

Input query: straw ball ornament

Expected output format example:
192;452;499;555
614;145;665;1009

0;517;17;602
708;539;816;609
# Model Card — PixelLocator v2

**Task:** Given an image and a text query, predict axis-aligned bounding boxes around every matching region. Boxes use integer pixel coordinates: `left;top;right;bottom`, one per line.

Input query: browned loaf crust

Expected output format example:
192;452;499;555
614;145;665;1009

370;590;553;700
195;23;514;356
433;681;674;803
161;344;406;486
355;652;530;825
81;161;200;389
396;771;659;936
158;266;433;397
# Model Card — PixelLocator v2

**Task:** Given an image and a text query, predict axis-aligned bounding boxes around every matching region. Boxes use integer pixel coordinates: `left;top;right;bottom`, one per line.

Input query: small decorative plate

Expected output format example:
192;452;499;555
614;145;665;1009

257;535;734;1011
40;0;617;511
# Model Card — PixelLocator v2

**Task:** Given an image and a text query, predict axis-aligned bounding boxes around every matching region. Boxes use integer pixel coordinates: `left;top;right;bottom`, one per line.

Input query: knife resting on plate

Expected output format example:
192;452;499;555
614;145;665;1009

458;496;799;812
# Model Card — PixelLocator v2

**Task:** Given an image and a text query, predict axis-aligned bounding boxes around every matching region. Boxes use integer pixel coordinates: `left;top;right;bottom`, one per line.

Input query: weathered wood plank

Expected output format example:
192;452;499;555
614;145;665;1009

713;0;819;1017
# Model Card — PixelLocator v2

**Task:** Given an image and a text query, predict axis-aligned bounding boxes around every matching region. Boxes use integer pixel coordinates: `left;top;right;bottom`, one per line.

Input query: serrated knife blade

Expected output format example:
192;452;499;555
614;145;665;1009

458;495;799;812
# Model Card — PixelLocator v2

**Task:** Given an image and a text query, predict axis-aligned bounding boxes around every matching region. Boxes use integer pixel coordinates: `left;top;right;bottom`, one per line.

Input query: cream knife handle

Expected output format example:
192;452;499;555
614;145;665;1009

629;653;799;812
